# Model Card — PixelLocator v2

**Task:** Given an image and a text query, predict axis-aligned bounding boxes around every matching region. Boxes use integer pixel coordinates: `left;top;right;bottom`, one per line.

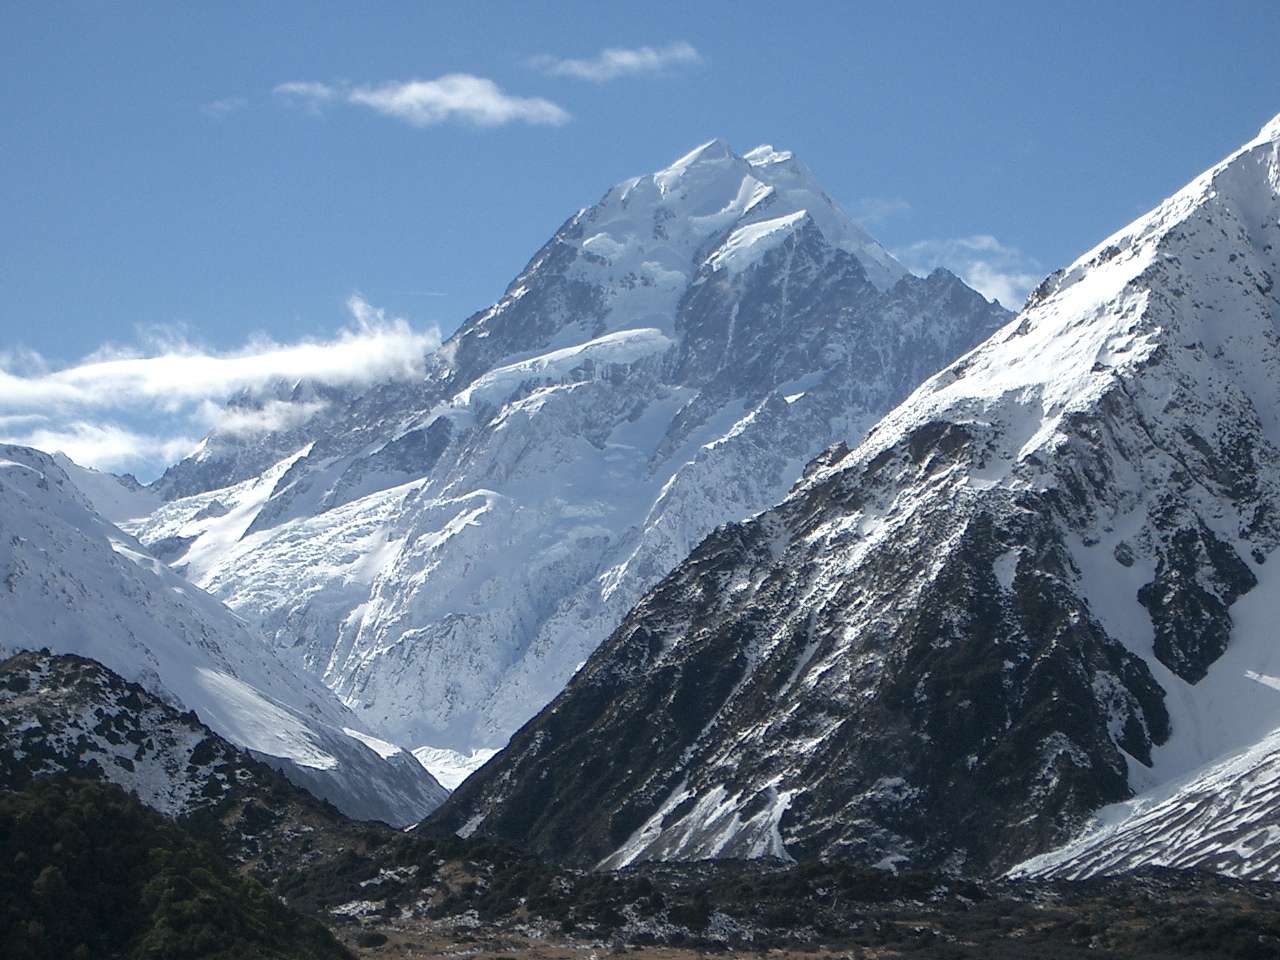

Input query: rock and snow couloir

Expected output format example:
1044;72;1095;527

0;445;446;824
117;139;1009;775
432;114;1280;876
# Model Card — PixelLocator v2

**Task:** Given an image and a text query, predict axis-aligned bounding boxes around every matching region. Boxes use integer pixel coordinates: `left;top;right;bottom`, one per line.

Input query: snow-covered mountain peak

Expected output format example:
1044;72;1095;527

743;144;794;166
122;139;1008;780
1249;111;1280;148
437;138;910;387
620;137;906;287
655;137;739;184
841;113;1280;494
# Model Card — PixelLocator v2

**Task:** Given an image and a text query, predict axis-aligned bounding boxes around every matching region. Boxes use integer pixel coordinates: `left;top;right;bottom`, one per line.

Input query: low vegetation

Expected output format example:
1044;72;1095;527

0;778;351;960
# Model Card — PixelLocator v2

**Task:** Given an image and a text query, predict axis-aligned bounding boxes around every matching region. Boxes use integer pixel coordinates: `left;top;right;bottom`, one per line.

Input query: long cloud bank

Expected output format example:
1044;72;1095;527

0;296;439;475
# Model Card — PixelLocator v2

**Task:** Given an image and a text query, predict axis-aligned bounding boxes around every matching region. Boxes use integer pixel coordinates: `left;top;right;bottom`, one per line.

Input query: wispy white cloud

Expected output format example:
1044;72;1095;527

272;81;338;114
275;75;569;127
202;96;247;118
530;41;702;82
350;76;568;127
893;235;1043;308
274;81;338;102
847;196;912;228
194;398;330;436
0;296;440;474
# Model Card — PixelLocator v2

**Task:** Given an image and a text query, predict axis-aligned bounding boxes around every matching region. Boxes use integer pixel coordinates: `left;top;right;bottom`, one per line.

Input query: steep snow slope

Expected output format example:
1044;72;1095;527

125;141;1008;770
51;452;160;523
432;114;1280;874
1011;725;1280;881
0;445;446;823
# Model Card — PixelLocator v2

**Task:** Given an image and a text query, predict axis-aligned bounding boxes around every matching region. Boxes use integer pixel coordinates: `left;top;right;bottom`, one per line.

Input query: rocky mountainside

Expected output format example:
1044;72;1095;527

0;650;271;817
432;115;1280;876
118;140;1009;771
0;446;446;824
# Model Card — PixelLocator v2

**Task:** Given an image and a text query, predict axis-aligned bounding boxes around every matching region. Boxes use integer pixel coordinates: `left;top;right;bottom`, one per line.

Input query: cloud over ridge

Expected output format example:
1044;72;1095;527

0;296;439;475
894;234;1043;309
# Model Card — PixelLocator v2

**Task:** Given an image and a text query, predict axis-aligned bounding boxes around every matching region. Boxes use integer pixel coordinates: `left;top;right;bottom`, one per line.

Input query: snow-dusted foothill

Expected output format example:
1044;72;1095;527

434;114;1280;876
0;445;446;824
0;650;272;818
122;140;1009;778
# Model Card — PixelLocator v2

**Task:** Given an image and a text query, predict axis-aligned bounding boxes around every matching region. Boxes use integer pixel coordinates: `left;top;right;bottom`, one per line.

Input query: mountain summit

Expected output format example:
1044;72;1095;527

117;141;1008;777
440;136;908;386
432;115;1280;875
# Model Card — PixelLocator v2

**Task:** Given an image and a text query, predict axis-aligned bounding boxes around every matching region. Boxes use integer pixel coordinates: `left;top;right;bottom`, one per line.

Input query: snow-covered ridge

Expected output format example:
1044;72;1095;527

831;110;1280;490
0;443;446;823
707;211;812;274
452;328;673;409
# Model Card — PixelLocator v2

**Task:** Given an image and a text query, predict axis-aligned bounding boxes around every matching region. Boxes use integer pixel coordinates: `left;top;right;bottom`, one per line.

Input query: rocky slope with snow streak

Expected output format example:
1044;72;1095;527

432;115;1280;875
1011;724;1280;881
0;650;279;817
0;444;446;824
125;141;1009;767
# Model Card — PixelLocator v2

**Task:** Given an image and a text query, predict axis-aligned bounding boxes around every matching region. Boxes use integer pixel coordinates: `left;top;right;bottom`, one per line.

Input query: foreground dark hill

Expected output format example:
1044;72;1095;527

4;654;1278;958
0;779;351;960
432;115;1280;877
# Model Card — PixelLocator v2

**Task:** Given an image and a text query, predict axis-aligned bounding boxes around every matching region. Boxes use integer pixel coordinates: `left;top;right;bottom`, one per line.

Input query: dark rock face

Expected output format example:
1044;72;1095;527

433;416;1172;874
672;218;878;391
1138;521;1257;682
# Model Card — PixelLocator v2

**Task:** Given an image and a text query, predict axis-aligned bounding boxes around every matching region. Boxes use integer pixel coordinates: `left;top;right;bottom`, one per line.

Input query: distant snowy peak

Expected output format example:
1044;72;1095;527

155;138;915;500
441;138;908;384
127;134;1008;782
617;136;907;290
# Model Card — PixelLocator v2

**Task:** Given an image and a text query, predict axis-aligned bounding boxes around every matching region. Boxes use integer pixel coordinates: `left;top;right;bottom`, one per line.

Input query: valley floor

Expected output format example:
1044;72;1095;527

319;861;1280;960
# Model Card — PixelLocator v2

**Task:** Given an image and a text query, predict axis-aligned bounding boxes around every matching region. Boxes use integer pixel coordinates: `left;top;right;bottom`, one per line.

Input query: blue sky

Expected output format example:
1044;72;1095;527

2;1;1278;474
